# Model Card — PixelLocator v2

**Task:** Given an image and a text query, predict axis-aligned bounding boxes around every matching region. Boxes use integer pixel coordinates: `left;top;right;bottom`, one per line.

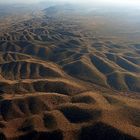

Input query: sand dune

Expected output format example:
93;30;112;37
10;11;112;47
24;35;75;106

0;4;140;140
0;92;139;139
0;36;140;93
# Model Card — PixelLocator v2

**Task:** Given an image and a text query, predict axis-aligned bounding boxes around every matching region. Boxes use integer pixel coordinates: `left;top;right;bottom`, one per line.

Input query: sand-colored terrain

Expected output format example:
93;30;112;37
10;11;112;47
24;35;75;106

0;4;140;140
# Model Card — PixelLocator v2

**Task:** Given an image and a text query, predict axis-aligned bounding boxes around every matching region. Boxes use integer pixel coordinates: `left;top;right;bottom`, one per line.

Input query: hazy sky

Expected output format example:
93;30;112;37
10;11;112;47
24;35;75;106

1;0;140;6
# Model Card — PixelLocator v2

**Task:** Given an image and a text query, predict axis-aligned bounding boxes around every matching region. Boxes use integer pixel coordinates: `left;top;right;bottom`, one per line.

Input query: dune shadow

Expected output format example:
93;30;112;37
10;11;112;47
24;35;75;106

79;122;138;140
19;130;63;140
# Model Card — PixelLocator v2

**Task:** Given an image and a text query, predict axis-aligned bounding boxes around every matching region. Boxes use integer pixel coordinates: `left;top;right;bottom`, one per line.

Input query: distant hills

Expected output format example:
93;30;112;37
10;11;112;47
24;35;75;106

0;5;140;93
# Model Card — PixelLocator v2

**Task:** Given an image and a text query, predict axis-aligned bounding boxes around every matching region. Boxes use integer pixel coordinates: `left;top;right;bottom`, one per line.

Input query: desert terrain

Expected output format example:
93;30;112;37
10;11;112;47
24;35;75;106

0;3;140;140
